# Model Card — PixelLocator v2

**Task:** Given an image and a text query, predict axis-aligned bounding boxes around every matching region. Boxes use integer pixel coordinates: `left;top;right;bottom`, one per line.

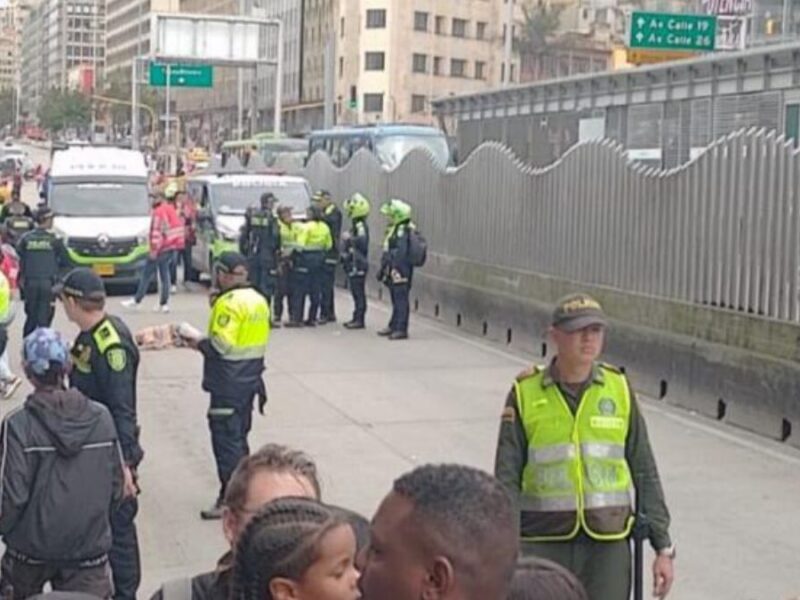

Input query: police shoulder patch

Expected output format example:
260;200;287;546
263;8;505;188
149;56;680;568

501;405;516;424
515;364;541;382
106;347;127;372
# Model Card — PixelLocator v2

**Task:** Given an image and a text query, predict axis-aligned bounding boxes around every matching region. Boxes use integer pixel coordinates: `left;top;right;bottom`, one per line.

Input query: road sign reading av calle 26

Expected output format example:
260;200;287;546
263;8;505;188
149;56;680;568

629;11;717;52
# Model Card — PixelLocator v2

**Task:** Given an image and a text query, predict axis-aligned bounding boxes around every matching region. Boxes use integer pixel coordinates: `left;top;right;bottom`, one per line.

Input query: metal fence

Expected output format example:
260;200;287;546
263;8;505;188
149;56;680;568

304;128;800;323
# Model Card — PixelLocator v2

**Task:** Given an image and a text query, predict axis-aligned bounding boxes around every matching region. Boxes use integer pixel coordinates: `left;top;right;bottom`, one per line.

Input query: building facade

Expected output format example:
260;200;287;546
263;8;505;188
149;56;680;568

19;0;105;117
300;0;335;130
335;0;518;126
105;0;179;80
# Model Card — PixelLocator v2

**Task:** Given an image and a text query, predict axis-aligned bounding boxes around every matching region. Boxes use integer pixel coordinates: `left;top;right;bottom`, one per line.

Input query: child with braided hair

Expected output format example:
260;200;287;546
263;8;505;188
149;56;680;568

231;497;361;600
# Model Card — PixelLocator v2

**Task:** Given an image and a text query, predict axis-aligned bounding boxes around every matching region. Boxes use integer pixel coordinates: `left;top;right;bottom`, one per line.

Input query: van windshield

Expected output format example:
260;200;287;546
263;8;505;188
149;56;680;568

210;180;311;215
51;182;150;217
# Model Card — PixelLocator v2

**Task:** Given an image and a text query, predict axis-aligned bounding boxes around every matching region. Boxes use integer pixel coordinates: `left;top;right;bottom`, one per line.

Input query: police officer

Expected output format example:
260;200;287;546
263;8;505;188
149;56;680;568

377;199;414;340
494;294;675;600
287;206;331;328
273;205;300;327
18;207;67;336
313;190;342;324
341;193;370;330
0;189;33;245
240;192;280;306
56;268;143;600
184;252;270;520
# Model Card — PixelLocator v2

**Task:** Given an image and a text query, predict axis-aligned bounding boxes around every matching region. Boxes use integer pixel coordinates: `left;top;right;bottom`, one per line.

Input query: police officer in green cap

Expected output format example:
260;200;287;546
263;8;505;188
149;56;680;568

494;293;675;600
341;192;370;329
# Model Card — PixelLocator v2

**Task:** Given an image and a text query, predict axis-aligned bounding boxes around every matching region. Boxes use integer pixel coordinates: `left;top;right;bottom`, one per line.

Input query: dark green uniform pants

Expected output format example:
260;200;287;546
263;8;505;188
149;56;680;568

522;534;631;600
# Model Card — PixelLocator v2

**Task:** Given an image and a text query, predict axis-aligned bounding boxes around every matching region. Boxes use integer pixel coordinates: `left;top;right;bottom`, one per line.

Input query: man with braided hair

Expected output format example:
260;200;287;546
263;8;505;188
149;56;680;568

360;464;518;600
150;444;320;600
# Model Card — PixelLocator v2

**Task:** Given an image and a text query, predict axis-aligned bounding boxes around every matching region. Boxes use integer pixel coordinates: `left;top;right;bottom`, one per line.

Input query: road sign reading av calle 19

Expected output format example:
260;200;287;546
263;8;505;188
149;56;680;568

629;11;717;52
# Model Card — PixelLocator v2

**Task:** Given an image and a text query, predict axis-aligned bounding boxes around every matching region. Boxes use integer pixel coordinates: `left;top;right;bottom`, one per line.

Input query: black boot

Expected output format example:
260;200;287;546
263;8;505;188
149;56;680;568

388;331;409;341
377;327;393;336
344;320;365;330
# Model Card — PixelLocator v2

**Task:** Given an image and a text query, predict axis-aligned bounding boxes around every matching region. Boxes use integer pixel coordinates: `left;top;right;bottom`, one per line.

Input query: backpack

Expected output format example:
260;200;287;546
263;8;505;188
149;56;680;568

407;228;427;267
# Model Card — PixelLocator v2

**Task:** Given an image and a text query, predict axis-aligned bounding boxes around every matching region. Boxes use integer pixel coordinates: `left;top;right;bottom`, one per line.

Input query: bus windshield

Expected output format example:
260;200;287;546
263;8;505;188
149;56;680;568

50;182;150;217
210;180;311;215
374;134;450;168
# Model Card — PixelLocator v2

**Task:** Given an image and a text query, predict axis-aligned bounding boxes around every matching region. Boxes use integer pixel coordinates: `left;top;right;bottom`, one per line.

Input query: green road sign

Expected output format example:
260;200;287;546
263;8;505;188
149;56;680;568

629;11;716;52
149;64;214;88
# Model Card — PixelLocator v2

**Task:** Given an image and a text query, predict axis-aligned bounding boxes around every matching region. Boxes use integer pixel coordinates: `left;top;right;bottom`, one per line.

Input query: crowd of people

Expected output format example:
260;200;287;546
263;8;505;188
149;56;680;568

0;178;676;600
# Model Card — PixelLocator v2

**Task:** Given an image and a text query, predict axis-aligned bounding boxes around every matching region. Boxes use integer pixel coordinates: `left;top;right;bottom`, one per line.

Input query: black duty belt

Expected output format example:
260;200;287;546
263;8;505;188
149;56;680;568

7;547;109;568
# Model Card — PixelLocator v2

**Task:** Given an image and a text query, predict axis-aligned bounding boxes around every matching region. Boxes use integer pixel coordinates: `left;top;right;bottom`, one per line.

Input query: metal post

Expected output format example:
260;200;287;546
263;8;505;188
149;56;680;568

250;64;258;136
90;0;98;140
503;0;514;86
131;58;139;150
783;0;791;38
274;20;283;136
323;32;334;128
237;0;246;139
165;63;171;146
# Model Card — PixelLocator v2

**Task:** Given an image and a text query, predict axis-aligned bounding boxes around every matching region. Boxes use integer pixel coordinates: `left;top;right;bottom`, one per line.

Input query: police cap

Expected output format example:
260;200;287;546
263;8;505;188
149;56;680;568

216;251;249;275
53;267;107;300
34;206;54;224
551;293;607;332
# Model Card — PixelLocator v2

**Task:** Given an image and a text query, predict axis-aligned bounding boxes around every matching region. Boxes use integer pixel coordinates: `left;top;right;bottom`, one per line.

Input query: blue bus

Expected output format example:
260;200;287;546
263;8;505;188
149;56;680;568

307;124;451;169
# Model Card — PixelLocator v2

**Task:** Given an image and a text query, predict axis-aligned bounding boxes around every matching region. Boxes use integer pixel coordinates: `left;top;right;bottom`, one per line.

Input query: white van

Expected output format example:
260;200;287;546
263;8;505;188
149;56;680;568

49;146;151;284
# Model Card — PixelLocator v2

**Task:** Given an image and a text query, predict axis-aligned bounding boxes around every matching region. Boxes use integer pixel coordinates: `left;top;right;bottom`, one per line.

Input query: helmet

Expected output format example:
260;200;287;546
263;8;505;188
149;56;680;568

163;181;179;200
379;198;411;224
343;192;370;219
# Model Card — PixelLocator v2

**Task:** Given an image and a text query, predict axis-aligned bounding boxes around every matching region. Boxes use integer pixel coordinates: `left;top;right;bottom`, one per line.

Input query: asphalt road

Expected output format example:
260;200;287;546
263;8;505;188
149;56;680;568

8;142;800;600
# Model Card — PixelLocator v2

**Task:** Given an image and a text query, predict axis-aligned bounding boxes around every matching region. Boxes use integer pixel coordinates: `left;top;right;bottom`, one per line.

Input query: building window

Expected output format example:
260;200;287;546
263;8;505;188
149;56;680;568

364;51;385;71
476;21;487;40
366;9;386;29
452;18;467;38
363;93;384;113
412;53;427;73
433;56;443;75
338;56;343;78
411;94;426;113
435;15;446;34
475;61;486;79
510;64;516;82
414;11;428;32
340;16;344;38
450;58;466;77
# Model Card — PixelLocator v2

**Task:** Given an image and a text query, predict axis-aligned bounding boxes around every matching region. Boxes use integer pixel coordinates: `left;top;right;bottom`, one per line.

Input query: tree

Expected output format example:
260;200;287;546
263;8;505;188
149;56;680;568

516;1;564;81
0;89;14;129
38;88;91;133
103;69;159;134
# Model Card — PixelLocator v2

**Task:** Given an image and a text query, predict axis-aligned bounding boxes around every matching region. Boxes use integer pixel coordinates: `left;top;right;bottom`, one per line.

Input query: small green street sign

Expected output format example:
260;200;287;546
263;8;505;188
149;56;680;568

348;99;357;109
629;11;716;52
149;64;214;88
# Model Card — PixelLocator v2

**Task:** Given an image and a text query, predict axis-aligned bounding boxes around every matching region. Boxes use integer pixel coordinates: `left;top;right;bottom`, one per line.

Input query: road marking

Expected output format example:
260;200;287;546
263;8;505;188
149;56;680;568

362;292;800;464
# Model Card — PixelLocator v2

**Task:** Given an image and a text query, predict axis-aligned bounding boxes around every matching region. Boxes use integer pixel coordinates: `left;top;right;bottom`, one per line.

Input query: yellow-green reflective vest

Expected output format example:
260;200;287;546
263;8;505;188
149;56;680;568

0;272;9;323
280;221;302;250
208;287;270;361
515;364;634;542
300;221;333;251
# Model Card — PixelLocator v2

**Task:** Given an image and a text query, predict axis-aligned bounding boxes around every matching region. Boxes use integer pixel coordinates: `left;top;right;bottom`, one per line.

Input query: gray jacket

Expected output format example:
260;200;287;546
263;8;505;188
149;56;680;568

0;388;124;564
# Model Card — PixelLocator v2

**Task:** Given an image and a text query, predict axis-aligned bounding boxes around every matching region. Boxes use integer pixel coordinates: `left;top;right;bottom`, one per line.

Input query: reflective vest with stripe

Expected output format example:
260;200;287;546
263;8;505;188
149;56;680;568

515;365;634;542
207;287;270;361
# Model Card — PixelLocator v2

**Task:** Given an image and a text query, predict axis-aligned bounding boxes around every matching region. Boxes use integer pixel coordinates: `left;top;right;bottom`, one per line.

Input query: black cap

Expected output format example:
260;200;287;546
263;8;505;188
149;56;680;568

552;293;607;332
53;267;107;300
216;252;249;274
260;192;277;206
34;206;54;223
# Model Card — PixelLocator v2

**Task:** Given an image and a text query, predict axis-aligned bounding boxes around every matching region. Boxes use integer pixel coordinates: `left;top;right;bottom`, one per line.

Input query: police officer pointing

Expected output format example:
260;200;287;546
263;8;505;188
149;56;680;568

494;294;675;600
183;252;270;520
56;268;143;600
18;207;67;336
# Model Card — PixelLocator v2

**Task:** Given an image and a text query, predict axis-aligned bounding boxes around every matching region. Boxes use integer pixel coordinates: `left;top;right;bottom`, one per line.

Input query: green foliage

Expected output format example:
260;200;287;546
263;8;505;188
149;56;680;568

0;89;14;129
37;88;91;132
517;1;564;54
103;70;158;130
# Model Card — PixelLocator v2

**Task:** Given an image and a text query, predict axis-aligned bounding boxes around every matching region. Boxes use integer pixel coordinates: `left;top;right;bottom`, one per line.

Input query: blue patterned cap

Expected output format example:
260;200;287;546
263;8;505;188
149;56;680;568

23;328;71;375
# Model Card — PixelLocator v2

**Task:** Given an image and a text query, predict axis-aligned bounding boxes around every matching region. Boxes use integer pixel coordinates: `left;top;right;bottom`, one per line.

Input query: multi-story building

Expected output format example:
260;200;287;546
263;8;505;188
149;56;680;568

300;0;335;129
19;3;44;114
105;0;179;80
19;0;105;117
0;34;16;91
336;1;518;125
